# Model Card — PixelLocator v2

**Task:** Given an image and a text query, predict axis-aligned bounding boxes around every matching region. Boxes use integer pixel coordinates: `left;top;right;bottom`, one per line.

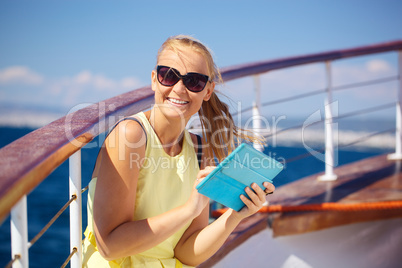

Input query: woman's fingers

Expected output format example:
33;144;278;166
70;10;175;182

244;182;274;208
195;166;215;187
263;182;275;195
235;181;276;219
243;183;265;208
250;183;266;203
239;194;253;208
196;166;215;181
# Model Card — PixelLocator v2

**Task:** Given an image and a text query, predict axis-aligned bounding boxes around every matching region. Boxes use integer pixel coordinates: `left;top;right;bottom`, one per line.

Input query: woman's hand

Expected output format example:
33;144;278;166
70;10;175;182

234;181;275;219
185;166;215;217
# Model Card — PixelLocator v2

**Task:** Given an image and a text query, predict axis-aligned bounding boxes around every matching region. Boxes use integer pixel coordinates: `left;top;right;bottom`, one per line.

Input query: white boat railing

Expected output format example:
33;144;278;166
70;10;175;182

389;51;402;160
68;151;82;268
1;40;401;267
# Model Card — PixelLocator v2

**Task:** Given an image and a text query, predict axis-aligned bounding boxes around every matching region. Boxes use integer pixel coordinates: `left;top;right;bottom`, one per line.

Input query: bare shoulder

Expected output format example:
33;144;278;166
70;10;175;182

105;118;147;151
94;118;147;177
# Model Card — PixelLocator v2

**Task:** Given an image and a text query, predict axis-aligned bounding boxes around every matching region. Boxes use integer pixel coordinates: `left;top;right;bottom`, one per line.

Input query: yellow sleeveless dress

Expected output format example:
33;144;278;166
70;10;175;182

82;112;200;268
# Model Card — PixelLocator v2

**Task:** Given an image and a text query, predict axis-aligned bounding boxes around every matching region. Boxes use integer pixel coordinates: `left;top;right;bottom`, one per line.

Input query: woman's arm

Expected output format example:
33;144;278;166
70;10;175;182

92;120;210;261
175;180;275;266
175;134;276;266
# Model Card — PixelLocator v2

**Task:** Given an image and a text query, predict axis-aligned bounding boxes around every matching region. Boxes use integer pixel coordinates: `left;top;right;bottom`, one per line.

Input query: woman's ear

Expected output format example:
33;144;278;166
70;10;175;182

203;81;215;101
151;70;157;92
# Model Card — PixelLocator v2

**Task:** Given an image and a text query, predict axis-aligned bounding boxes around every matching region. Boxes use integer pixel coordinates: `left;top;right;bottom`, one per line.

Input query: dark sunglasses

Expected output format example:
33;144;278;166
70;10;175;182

156;65;211;92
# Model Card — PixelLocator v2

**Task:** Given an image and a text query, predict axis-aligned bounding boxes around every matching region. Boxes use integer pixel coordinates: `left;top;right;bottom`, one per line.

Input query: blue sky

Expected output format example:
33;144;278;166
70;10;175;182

0;0;401;127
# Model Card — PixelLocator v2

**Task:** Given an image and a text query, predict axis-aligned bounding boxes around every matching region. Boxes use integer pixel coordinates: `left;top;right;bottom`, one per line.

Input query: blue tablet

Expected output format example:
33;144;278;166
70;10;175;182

196;143;284;211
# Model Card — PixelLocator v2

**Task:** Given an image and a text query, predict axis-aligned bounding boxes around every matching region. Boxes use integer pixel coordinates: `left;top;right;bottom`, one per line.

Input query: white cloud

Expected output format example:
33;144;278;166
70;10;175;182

0;67;145;111
366;59;392;73
0;66;44;85
71;70;142;91
261;63;326;92
121;77;141;89
52;71;144;106
93;74;117;90
74;70;92;84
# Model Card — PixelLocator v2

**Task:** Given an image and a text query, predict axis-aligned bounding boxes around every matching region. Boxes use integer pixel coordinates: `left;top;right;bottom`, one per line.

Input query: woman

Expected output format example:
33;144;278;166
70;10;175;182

82;35;275;267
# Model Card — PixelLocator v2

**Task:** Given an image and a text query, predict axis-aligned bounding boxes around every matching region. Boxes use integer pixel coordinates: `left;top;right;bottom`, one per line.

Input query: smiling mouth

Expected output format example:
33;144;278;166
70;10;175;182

166;97;189;105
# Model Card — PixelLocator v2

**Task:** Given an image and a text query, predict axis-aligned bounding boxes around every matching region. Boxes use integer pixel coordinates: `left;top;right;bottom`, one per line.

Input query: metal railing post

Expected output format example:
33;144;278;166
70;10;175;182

69;150;82;267
252;75;264;152
10;195;29;268
389;50;402;160
318;61;338;181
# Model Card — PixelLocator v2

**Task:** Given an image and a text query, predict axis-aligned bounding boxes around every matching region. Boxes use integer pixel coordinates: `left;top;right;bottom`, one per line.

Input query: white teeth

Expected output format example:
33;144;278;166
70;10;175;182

167;98;188;105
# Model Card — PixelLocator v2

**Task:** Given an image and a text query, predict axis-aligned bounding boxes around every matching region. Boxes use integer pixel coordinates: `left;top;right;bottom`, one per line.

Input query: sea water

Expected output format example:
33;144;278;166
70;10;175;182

0;124;393;267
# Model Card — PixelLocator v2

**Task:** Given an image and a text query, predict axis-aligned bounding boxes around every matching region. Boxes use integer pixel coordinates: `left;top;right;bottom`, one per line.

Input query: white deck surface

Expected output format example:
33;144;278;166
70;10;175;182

213;217;402;268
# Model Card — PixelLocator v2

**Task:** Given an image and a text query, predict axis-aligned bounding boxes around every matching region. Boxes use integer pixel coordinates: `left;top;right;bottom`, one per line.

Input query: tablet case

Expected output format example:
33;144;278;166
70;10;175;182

196;143;284;211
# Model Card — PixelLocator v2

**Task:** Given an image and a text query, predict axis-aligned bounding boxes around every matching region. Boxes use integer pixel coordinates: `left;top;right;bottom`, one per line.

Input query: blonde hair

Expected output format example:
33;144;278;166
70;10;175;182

157;35;262;162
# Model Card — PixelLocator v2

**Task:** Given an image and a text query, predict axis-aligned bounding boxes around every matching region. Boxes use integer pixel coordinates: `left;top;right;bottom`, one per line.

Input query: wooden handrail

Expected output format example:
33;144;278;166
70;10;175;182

0;86;154;221
220;40;402;81
0;40;401;221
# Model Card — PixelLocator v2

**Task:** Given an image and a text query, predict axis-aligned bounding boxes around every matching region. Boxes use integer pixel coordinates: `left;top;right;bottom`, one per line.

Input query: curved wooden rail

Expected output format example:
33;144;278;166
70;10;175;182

0;86;154;221
221;40;402;81
1;40;401;221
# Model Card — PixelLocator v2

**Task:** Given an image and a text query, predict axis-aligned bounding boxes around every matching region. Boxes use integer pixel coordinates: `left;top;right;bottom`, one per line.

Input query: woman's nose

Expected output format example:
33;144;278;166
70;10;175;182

172;79;187;94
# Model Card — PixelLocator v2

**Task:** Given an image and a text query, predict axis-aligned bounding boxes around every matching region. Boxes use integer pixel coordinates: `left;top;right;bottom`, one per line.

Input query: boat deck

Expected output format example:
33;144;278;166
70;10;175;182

199;154;402;267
